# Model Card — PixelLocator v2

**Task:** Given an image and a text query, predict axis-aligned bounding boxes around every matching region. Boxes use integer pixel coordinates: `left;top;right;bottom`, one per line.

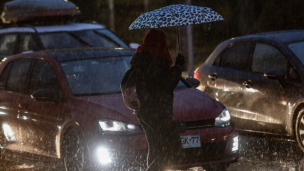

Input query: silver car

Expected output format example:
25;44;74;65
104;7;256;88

195;30;304;152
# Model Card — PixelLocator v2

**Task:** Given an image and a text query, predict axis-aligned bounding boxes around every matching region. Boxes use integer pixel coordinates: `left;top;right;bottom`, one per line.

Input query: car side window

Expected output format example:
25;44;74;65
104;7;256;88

0;62;13;90
28;59;61;95
218;42;252;71
18;34;39;53
0;34;17;57
251;43;288;74
6;59;33;93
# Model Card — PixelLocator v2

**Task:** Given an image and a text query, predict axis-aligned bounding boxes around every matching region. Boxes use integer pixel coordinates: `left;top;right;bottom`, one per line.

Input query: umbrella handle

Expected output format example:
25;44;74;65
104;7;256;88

176;26;181;53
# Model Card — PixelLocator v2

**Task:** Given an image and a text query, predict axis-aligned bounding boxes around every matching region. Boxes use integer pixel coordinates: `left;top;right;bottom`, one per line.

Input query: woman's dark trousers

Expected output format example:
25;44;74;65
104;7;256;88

136;112;182;171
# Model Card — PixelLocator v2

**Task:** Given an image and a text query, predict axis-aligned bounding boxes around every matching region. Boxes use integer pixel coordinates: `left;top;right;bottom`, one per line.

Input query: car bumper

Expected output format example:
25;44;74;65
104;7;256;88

170;129;239;169
86;124;239;169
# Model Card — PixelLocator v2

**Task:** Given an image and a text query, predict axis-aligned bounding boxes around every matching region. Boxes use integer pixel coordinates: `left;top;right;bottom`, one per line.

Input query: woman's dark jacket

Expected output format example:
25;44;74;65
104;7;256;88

130;52;183;116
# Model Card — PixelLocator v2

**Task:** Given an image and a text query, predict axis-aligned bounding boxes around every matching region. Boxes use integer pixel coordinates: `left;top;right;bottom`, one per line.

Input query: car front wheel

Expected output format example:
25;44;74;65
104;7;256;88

62;127;87;171
295;108;304;152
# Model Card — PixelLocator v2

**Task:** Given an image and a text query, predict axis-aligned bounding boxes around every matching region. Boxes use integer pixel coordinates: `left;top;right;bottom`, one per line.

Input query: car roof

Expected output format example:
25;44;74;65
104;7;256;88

236;30;304;44
37;47;136;62
0;22;106;34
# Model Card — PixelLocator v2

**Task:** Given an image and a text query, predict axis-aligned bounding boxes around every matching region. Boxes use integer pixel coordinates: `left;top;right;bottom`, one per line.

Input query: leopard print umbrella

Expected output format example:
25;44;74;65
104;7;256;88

129;4;224;30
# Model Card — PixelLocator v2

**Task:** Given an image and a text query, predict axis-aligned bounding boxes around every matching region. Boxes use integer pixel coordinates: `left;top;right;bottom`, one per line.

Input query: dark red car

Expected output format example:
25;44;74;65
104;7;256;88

0;47;238;171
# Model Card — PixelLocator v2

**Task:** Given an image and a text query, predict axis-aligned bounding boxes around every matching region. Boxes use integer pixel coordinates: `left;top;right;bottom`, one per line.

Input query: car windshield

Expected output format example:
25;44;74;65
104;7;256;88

60;56;188;96
39;29;125;50
288;41;304;64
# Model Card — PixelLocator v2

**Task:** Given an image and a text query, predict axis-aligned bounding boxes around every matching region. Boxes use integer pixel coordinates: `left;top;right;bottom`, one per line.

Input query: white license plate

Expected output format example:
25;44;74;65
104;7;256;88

180;135;201;148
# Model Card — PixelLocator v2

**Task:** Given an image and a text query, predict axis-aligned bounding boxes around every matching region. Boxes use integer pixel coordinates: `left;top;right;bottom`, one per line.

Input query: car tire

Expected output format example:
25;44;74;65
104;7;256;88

203;163;227;171
295;108;304;152
62;127;88;171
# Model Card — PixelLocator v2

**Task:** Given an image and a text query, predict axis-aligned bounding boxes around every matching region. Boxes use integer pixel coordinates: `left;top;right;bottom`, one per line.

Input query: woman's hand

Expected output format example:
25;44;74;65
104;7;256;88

175;53;186;68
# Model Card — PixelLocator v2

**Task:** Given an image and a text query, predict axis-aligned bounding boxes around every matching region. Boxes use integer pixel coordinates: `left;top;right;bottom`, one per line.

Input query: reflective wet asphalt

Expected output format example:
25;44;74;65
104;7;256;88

186;132;304;171
2;132;304;171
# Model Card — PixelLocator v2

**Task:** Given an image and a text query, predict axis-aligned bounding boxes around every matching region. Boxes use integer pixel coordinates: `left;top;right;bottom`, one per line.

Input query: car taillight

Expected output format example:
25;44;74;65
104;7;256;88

194;65;203;80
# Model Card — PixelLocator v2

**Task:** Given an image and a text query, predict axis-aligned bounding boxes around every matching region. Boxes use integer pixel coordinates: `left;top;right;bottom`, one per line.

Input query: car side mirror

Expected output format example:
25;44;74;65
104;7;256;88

264;68;287;88
129;43;140;49
31;89;58;103
186;77;200;87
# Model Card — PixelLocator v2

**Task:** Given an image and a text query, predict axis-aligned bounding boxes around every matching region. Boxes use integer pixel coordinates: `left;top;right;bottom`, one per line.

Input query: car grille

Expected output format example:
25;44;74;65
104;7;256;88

185;118;215;129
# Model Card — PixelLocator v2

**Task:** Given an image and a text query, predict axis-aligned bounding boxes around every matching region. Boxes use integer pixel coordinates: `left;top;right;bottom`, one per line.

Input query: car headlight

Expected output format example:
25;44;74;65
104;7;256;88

215;108;232;127
95;119;143;135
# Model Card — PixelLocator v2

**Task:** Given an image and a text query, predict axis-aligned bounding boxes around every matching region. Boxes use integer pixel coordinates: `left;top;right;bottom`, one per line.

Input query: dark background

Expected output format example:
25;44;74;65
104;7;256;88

1;0;304;67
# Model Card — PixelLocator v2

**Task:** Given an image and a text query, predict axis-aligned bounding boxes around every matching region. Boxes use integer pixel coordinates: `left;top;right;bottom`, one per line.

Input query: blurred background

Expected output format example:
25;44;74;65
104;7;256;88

1;0;304;68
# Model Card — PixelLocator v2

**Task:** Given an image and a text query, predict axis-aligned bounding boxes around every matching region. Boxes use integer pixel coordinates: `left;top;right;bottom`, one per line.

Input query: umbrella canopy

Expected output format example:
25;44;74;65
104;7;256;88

129;4;224;30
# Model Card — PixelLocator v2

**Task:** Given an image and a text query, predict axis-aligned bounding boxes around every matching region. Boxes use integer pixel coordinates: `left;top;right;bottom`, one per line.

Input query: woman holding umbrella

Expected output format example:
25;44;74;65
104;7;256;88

126;4;224;170
129;28;185;170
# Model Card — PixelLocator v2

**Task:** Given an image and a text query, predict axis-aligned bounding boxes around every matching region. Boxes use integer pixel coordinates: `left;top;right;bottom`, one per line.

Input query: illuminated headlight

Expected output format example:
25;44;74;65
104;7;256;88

215;108;232;127
97;148;112;164
232;136;239;152
95;119;143;135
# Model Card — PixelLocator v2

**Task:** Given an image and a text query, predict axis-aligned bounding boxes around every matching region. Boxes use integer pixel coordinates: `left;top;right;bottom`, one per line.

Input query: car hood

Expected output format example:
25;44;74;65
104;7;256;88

75;88;224;124
173;88;225;121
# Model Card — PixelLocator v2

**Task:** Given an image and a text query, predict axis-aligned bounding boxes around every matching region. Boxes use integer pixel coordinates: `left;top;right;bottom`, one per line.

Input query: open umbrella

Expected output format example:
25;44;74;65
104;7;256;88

129;4;224;51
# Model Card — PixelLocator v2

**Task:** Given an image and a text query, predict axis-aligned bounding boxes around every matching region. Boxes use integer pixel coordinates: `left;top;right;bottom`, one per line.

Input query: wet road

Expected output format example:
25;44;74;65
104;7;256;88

226;132;304;171
2;132;304;171
186;132;304;171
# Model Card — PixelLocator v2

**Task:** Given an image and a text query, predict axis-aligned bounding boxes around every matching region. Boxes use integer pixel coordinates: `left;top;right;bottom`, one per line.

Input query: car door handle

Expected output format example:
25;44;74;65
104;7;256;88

208;74;217;81
242;80;253;88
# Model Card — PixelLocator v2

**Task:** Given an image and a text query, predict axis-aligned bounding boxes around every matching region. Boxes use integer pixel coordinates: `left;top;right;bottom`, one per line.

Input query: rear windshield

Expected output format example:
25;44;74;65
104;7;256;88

60;56;188;96
288;41;304;64
40;32;84;49
72;30;121;47
96;29;128;47
39;29;126;50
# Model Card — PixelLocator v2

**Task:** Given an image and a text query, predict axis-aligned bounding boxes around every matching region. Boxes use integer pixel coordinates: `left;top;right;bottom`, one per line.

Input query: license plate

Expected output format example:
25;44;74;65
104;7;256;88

180;135;201;148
